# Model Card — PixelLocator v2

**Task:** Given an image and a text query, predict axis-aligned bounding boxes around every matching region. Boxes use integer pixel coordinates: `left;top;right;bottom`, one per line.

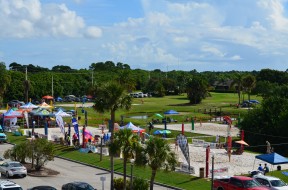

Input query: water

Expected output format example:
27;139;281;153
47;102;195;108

127;115;148;119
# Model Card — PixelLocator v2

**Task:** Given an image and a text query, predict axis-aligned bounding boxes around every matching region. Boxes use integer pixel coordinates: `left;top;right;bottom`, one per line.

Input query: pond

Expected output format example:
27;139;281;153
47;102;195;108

126;115;148;120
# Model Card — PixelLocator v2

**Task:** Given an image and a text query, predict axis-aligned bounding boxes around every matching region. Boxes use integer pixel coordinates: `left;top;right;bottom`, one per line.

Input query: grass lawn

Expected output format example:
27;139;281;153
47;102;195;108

62;92;260;128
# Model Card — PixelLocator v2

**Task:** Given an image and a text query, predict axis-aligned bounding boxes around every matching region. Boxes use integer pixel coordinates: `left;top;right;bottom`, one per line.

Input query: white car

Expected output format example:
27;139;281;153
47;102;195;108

253;174;288;190
0;180;23;190
0;161;27;178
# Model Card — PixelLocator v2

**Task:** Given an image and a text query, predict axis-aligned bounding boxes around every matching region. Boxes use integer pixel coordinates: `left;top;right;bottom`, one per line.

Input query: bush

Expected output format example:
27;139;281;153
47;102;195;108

132;177;149;190
113;177;130;190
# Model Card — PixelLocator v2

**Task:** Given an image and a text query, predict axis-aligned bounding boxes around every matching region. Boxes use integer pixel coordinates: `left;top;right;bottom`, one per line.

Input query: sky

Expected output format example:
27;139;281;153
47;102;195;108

1;0;288;72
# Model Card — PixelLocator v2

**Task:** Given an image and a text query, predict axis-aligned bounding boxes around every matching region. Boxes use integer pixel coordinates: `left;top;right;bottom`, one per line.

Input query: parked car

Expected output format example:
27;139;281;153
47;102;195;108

0;125;7;143
0;161;27;178
253;174;288;190
61;181;95;190
0;180;23;190
28;186;57;190
213;176;269;190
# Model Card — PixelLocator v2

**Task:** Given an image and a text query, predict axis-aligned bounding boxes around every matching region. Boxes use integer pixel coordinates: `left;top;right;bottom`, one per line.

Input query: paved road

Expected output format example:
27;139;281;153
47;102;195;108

0;144;175;190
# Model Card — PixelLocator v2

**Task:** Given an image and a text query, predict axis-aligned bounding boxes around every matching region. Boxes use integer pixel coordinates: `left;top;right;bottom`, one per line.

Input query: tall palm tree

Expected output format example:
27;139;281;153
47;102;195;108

230;73;244;105
92;82;132;190
242;74;256;102
112;129;140;190
145;137;177;190
23;79;30;103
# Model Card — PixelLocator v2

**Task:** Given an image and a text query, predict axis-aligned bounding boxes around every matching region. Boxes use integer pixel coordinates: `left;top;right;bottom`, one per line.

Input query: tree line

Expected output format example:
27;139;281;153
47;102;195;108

1;61;288;107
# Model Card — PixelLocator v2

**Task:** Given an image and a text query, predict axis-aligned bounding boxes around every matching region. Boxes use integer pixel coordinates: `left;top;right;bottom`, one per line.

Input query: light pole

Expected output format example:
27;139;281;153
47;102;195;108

100;134;104;161
130;158;135;190
32;121;35;136
211;153;215;190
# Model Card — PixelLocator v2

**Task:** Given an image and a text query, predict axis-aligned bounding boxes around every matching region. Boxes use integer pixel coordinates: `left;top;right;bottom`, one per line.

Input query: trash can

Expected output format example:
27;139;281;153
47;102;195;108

199;167;205;178
277;165;281;171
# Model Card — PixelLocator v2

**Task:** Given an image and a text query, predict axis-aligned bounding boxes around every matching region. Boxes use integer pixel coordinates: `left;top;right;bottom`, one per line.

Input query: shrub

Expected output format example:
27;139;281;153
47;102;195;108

113;177;130;190
132;177;149;190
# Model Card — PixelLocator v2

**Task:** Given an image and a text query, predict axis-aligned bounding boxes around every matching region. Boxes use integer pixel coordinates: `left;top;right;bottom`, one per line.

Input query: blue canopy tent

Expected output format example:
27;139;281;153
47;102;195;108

255;153;288;165
163;110;179;130
164;110;179;115
254;153;288;173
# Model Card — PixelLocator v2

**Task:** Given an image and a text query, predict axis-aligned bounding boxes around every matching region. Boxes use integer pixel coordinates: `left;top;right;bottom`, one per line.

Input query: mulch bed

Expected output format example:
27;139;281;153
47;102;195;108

23;163;60;176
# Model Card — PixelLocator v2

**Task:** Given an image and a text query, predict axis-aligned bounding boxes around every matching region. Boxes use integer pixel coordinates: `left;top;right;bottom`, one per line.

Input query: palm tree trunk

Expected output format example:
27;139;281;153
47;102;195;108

110;110;115;190
123;157;127;190
238;90;241;105
150;169;157;190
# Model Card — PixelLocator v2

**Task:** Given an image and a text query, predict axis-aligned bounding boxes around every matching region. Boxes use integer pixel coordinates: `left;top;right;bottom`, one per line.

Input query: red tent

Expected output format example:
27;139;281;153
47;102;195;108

42;95;54;99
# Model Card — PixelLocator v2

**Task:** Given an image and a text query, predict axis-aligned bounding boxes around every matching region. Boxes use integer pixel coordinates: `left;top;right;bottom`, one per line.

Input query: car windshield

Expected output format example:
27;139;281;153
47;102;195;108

10;163;22;167
271;179;287;187
243;180;261;188
5;188;23;190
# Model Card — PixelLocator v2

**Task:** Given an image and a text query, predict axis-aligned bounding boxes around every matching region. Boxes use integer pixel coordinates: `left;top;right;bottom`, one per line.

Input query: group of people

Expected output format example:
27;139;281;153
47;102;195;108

258;163;269;175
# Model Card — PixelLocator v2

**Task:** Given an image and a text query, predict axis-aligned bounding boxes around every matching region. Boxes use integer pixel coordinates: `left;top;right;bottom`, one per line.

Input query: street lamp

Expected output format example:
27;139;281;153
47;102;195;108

130;158;135;190
211;153;215;190
100;134;104;161
32;121;35;136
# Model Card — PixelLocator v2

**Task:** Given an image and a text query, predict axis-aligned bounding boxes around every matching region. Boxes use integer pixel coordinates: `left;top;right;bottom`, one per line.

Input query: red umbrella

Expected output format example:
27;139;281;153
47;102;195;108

42;95;54;99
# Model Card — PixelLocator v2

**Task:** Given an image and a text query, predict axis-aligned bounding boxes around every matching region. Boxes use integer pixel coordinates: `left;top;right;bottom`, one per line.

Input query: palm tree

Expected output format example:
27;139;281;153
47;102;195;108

230;73;244;106
242;74;256;102
145;137;177;190
92;82;132;190
23;79;30;103
112;129;140;190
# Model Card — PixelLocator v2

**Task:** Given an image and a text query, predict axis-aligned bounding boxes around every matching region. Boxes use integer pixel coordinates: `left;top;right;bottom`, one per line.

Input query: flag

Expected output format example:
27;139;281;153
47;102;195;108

24;111;29;128
72;117;80;139
176;134;191;171
56;115;65;134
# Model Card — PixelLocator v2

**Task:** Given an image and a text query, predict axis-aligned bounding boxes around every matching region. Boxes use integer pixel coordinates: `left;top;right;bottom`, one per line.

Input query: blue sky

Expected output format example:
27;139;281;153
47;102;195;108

1;0;288;72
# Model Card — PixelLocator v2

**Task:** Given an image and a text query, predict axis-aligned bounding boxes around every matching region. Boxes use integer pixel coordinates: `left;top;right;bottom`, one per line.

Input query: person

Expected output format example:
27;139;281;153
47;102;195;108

264;163;269;175
266;141;271;154
64;132;68;143
258;164;263;172
67;134;71;146
72;133;78;146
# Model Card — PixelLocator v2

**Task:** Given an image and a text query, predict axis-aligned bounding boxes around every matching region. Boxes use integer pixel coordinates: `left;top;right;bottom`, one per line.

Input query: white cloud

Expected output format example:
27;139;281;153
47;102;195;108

85;26;102;38
0;0;101;38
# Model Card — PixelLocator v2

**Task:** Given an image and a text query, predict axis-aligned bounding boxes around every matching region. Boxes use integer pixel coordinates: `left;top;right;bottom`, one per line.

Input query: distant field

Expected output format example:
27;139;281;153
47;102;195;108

57;92;261;127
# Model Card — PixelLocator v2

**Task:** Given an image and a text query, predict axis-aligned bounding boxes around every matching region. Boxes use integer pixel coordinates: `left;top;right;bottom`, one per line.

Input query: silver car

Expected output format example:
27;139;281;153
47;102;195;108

0;161;27;178
254;174;288;190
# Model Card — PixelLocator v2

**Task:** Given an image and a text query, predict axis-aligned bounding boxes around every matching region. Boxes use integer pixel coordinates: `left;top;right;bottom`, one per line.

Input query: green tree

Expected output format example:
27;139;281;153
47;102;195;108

3;141;31;163
0;63;11;106
242;74;256;102
241;85;288;156
230;73;244;105
111;129;140;190
92;82;132;190
145;137;177;190
31;138;55;170
186;75;208;104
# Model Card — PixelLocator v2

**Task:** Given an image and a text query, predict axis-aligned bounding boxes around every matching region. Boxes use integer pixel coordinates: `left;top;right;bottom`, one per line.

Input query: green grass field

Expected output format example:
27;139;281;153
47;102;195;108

69;92;260;128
